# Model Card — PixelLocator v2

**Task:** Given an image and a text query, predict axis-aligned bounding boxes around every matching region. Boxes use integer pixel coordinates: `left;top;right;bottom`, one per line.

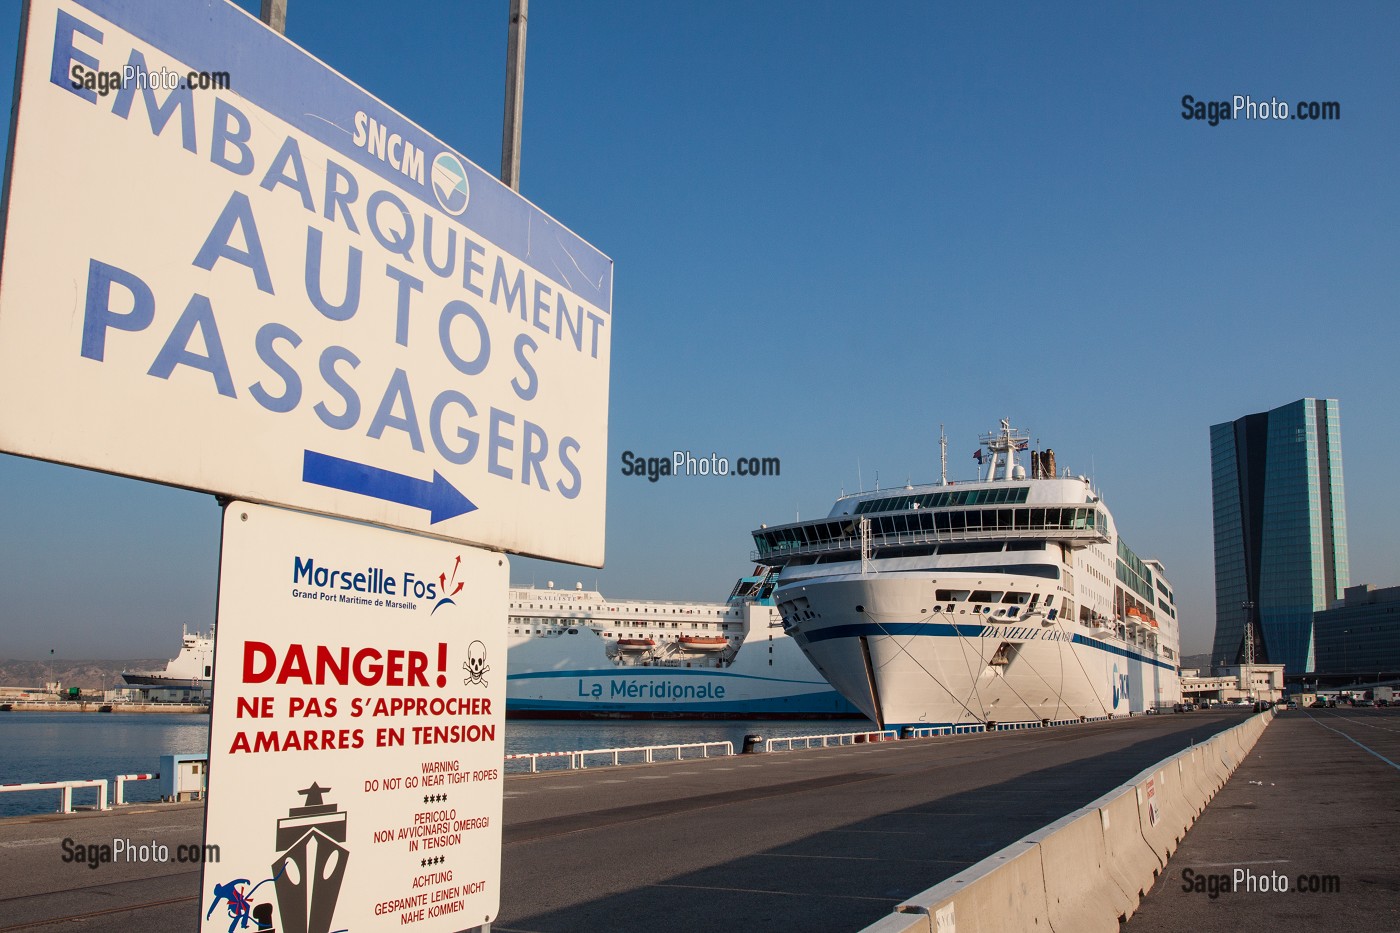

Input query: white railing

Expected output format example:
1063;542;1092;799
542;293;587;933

0;779;109;813
903;716;1110;738
990;716;1102;731
764;730;897;751
503;741;734;773
901;724;988;738
499;714;1126;774
114;772;159;806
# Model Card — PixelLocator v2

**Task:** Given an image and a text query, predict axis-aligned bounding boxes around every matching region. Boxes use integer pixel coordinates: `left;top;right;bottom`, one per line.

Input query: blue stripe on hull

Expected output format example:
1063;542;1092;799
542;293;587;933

509;668;832;687
800;622;1176;672
803;622;989;642
506;695;861;715
1068;633;1175;670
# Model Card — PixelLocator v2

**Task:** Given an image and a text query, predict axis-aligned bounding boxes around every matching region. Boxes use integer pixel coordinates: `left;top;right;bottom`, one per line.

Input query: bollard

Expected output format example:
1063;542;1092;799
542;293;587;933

742;734;764;754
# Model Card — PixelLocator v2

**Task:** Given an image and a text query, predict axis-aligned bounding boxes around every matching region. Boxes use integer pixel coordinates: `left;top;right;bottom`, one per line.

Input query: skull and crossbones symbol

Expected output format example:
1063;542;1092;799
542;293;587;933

462;641;490;687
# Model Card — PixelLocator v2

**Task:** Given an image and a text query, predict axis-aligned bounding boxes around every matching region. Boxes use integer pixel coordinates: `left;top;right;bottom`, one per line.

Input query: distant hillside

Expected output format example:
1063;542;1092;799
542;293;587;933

0;658;165;691
1180;653;1213;672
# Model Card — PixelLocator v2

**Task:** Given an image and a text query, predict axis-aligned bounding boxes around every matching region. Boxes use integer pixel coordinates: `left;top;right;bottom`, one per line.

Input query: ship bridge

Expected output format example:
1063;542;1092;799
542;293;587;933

755;420;1114;567
750;493;1111;566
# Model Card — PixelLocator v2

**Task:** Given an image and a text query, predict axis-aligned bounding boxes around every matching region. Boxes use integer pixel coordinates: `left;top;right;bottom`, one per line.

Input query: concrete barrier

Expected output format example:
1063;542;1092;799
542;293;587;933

860;912;932;933
1171;752;1202;817
1191;742;1223;798
1230;725;1249;759
1178;747;1214;814
1134;760;1191;863
1212;733;1239;782
1157;759;1192;836
1095;782;1162;911
894;840;1051;933
1029;809;1127;933
855;711;1276;933
1234;708;1272;760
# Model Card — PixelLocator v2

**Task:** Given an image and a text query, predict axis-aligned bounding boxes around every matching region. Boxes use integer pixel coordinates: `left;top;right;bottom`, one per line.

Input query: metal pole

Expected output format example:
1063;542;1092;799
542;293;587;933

939;424;947;485
501;0;528;190
259;0;287;33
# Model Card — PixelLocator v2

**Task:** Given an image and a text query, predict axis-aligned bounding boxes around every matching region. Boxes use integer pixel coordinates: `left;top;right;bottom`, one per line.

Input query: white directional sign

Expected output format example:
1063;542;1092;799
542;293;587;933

204;502;508;933
0;0;613;566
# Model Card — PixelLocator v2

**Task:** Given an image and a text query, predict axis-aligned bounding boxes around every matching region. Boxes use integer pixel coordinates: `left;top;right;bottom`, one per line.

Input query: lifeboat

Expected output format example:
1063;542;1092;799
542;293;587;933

677;635;728;652
615;637;656;653
1126;608;1159;629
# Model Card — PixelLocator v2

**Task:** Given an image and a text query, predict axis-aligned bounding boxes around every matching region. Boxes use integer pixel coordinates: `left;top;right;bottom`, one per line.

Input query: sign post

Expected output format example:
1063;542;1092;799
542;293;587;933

0;2;613;931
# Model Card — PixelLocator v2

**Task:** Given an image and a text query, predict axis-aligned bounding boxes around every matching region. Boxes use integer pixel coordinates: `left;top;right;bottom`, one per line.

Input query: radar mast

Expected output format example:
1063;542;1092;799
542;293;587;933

977;418;1031;482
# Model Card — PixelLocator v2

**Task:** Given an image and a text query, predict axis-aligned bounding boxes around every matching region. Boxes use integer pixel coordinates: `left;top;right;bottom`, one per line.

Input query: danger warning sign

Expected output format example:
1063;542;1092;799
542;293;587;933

203;502;506;933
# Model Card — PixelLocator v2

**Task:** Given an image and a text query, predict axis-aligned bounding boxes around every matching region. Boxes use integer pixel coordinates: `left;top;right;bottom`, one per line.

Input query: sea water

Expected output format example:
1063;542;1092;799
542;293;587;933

0;713;874;818
0;712;209;817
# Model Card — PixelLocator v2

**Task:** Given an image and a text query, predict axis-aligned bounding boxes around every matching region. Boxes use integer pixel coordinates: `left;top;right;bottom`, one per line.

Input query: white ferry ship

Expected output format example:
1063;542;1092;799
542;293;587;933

121;625;215;689
506;568;861;718
752;421;1182;730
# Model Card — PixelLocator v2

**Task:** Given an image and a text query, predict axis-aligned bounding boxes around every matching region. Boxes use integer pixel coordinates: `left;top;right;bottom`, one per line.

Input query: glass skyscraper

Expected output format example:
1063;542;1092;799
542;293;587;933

1210;398;1348;674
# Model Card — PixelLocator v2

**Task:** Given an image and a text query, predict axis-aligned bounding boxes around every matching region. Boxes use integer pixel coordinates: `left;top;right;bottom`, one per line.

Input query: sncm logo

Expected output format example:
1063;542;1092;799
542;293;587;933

431;152;470;216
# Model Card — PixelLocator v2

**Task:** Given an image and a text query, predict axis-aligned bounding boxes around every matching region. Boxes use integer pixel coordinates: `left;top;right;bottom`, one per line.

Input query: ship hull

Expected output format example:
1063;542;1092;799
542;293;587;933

505;619;860;719
120;674;209;689
778;571;1179;729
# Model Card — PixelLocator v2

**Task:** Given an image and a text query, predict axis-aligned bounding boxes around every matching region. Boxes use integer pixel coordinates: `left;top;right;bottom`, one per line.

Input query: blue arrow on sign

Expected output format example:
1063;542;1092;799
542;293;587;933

302;451;477;524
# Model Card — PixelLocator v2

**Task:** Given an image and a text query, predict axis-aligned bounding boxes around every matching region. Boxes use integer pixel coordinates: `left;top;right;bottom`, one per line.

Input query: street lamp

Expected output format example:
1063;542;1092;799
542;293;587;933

1242;601;1257;702
1343;629;1350;684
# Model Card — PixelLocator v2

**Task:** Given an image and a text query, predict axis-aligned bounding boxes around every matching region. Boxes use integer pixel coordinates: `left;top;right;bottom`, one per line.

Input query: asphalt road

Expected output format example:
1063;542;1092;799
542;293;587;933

0;802;206;932
1123;707;1400;933
0;711;1250;933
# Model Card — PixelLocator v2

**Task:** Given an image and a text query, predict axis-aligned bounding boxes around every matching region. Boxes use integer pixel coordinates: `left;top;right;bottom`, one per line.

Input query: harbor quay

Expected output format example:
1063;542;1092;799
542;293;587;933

0;711;1267;933
1124;707;1400;933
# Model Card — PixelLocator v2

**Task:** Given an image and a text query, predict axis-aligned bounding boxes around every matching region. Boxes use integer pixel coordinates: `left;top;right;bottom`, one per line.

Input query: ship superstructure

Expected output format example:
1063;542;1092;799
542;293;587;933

751;421;1182;729
121;625;214;689
506;567;860;718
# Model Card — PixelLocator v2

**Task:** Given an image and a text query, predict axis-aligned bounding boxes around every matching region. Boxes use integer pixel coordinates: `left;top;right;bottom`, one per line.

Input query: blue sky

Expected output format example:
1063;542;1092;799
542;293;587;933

1;0;1397;659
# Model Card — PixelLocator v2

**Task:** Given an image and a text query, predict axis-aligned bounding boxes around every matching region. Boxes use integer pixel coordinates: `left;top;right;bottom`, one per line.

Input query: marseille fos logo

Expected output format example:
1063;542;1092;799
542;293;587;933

431;556;465;615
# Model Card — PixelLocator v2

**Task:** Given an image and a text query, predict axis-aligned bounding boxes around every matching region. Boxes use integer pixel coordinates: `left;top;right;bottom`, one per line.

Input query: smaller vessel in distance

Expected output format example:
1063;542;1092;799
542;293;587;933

506;567;862;719
121;625;214;689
